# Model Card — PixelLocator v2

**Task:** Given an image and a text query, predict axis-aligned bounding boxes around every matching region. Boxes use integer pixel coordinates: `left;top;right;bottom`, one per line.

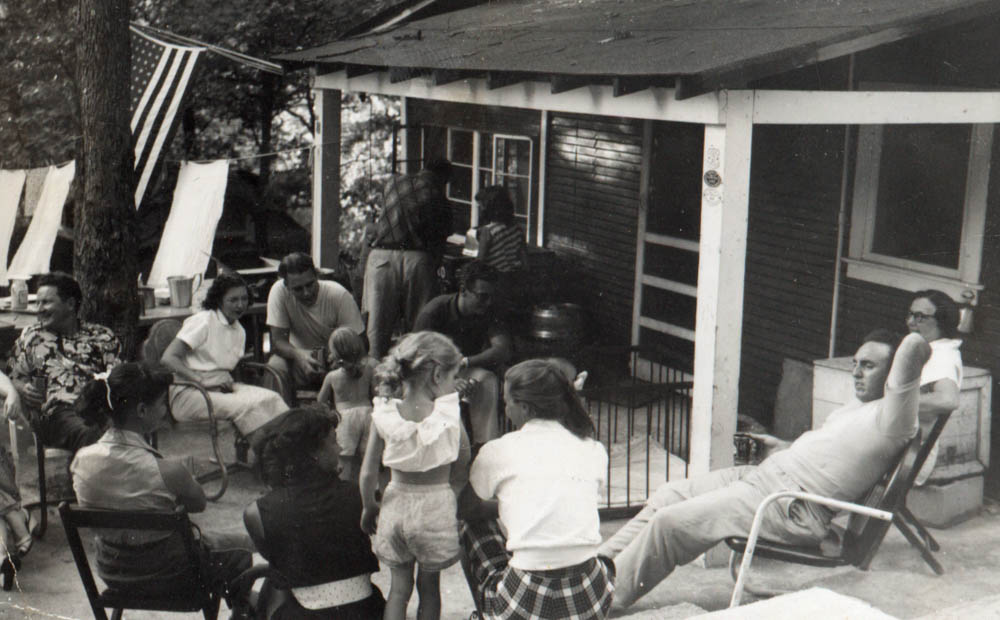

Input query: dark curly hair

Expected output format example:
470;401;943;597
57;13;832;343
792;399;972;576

201;272;248;311
258;407;339;487
76;361;174;428
476;185;516;226
910;289;959;339
459;260;498;290
38;272;82;313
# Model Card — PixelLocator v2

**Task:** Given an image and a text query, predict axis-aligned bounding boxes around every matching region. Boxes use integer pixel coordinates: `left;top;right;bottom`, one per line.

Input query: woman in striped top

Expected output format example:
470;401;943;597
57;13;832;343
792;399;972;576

475;186;528;322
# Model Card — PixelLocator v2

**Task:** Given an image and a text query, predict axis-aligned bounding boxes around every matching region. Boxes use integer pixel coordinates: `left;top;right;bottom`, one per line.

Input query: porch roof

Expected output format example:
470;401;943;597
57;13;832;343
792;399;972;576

277;0;1000;99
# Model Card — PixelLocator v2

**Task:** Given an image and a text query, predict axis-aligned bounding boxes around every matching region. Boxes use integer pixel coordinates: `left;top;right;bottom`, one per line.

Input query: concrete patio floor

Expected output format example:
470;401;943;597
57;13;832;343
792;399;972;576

3;422;1000;619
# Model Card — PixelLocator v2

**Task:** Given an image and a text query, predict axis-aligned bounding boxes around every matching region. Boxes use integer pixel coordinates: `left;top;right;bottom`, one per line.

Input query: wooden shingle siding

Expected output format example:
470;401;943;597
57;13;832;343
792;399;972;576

545;112;643;345
739;125;844;425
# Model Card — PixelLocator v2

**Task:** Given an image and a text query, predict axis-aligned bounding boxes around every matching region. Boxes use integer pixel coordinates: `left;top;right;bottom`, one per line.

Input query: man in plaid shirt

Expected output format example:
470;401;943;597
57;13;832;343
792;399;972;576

362;158;453;359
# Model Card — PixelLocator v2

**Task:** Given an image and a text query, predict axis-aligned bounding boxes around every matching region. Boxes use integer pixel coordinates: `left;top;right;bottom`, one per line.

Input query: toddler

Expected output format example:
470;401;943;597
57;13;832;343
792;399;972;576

317;327;376;483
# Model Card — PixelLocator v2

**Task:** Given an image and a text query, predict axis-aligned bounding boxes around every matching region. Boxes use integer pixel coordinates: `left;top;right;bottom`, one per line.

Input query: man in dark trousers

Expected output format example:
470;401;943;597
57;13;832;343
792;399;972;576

363;158;453;360
414;261;511;451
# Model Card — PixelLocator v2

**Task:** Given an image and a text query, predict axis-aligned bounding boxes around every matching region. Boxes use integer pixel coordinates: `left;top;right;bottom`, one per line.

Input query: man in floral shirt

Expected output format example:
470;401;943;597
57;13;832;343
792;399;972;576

7;272;121;452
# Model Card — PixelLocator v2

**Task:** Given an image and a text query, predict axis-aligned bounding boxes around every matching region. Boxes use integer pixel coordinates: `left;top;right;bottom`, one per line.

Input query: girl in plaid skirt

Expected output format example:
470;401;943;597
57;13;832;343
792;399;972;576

461;359;614;619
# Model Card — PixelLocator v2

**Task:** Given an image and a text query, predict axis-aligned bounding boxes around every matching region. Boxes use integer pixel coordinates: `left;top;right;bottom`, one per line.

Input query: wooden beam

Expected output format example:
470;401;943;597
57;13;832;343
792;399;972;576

345;64;378;78
317;70;724;125
614;77;654;98
432;69;469;86
690;90;754;474
486;71;523;90
389;67;428;83
753;90;1000;124
311;87;341;269
550;75;592;94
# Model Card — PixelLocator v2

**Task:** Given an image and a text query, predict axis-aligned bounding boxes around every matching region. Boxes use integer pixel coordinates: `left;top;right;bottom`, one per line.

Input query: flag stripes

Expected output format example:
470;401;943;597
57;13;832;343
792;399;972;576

130;26;202;208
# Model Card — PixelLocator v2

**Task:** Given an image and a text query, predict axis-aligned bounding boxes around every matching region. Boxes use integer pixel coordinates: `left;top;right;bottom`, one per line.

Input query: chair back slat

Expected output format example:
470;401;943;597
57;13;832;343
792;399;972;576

141;319;182;362
58;502;220;619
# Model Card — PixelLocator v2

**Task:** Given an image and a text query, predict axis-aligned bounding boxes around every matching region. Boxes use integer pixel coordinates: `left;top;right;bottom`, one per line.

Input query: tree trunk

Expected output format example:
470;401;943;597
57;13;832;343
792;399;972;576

259;73;277;186
76;0;139;357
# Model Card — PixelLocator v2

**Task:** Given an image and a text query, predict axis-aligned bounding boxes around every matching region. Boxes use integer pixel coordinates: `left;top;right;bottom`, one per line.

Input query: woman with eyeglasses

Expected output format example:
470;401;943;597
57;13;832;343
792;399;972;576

905;289;962;485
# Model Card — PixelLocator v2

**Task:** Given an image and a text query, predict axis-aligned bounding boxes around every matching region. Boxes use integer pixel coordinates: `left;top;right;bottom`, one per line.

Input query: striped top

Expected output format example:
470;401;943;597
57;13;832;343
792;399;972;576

479;223;527;273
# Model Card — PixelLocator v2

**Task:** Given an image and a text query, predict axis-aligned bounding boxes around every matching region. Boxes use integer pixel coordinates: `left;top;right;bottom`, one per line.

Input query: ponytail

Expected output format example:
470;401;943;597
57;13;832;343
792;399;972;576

328;327;366;379
504;359;595;440
76;361;173;428
374;331;462;395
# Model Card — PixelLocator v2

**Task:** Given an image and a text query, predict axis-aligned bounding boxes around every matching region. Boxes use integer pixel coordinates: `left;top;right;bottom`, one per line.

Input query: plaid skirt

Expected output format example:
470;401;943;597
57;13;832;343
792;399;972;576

461;520;615;619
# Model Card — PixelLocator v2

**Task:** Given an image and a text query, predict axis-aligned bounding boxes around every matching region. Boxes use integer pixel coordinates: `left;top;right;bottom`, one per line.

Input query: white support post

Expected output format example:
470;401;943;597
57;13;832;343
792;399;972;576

690;91;754;474
311;87;341;269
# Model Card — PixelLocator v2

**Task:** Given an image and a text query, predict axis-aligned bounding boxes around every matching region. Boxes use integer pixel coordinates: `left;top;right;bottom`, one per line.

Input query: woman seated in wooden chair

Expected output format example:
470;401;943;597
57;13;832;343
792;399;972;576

70;361;253;601
244;407;385;618
160;272;290;452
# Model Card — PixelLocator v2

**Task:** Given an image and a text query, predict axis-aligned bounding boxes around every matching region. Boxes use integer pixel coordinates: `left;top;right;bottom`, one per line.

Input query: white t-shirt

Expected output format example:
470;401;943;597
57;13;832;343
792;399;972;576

266;279;363;350
915;338;963;485
176;309;245;372
470;419;607;570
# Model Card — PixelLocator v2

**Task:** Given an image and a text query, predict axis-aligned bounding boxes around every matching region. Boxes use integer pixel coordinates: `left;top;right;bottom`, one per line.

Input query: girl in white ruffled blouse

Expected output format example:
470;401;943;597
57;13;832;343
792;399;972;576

359;330;469;620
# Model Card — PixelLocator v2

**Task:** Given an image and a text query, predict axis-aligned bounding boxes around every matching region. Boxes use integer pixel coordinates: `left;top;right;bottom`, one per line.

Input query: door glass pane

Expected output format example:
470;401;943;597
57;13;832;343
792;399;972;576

870;125;969;269
449;168;472;202
449;129;473;165
495;137;530;175
497;174;530;217
479;132;494;165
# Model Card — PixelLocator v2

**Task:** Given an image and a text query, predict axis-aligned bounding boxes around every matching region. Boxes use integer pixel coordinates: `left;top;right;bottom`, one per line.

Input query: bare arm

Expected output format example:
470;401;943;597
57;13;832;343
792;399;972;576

157;458;207;513
746;432;791;458
269;326;322;375
0;372;25;423
160;338;203;384
358;429;385;534
467;331;512;369
317;373;336;410
918;378;959;423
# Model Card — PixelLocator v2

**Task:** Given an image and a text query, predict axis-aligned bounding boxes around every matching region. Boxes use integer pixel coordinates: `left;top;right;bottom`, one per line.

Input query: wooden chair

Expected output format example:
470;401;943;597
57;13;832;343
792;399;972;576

58;502;224;620
140;319;285;500
726;417;948;607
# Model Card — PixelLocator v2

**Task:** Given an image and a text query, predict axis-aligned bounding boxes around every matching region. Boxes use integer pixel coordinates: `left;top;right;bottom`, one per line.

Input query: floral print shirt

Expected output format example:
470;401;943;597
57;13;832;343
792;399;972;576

7;322;121;421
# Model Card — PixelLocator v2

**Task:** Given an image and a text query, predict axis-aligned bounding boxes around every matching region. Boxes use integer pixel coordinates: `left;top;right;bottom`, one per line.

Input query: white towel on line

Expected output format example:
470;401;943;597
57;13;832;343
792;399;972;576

0;169;26;286
147;160;229;289
8;161;75;278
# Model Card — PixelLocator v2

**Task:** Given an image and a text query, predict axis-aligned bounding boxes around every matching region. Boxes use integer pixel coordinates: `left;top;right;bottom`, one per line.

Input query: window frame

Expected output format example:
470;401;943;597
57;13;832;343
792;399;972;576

846;122;993;298
444;127;534;241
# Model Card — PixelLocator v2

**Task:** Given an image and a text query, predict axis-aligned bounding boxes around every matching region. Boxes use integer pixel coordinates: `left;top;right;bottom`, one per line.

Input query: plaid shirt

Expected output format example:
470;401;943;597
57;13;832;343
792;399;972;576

8;322;121;421
372;170;453;258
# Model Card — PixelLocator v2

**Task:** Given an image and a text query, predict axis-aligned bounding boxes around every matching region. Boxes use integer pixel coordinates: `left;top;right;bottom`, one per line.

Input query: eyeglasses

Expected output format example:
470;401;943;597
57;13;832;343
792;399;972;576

907;311;936;323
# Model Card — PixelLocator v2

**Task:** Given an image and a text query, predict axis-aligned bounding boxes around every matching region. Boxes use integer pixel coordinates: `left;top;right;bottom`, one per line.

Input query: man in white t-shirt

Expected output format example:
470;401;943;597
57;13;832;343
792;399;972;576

601;330;930;610
265;253;364;392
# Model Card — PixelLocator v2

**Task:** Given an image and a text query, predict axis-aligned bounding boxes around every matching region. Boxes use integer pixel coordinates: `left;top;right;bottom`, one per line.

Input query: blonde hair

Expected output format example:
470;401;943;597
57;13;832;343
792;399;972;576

328;327;366;379
505;359;595;439
375;331;463;394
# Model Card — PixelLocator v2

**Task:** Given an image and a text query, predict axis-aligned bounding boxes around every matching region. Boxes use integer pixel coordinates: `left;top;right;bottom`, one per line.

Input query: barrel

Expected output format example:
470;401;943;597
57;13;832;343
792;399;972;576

530;303;586;346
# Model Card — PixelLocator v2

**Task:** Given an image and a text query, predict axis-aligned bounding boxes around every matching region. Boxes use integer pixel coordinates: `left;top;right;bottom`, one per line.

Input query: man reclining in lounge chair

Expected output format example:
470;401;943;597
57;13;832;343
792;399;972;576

599;329;929;611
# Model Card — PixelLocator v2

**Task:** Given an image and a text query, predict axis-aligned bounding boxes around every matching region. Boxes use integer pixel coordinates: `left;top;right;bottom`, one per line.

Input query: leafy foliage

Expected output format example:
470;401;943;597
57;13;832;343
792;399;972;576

2;0;405;257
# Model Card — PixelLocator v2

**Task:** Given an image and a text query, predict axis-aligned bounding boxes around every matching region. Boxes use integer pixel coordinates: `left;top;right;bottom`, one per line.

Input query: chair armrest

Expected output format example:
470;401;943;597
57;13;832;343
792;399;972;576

729;491;892;608
236;360;291;403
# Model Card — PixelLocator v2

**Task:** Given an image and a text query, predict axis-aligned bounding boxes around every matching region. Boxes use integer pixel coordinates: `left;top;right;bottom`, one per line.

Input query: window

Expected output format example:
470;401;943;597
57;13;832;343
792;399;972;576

446;128;533;237
846;123;992;298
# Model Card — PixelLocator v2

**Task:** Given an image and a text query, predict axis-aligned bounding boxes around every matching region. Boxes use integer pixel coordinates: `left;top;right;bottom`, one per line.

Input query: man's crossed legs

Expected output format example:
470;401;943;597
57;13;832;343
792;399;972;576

598;464;829;610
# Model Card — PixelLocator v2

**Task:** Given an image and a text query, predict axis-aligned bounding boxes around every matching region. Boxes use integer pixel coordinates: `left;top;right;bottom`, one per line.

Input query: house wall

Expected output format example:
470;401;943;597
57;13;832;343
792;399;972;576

739;125;845;425
544;112;643;346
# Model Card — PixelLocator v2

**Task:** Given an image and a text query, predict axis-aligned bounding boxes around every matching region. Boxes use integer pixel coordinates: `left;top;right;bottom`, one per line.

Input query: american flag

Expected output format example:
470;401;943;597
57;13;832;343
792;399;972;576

130;25;202;208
